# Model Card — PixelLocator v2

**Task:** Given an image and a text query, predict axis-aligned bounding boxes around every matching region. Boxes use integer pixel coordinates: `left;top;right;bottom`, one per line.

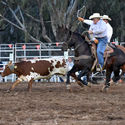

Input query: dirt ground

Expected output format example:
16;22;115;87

0;82;125;125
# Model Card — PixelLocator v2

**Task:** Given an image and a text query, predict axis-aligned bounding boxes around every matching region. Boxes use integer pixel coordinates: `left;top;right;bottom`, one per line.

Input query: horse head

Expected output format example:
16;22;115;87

56;26;68;42
56;26;74;51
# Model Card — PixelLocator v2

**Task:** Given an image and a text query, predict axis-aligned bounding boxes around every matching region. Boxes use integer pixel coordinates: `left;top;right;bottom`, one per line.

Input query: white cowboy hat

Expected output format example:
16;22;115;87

102;15;111;21
89;13;102;19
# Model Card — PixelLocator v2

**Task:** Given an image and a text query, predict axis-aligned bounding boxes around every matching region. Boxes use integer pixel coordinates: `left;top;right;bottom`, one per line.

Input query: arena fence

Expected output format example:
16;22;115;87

0;42;124;83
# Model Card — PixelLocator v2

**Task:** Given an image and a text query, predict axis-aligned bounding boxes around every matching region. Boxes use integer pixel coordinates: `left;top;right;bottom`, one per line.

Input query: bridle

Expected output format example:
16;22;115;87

62;29;93;61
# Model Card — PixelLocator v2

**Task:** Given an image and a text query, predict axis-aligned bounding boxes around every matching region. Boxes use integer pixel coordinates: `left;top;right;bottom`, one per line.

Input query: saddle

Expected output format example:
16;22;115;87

91;43;115;71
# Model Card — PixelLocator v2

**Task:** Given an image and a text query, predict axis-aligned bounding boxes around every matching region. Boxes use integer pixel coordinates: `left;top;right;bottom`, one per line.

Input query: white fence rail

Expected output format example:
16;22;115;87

1;42;124;83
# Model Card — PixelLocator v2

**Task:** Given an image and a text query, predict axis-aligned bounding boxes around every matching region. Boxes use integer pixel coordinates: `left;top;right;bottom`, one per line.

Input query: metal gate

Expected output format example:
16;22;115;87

15;43;65;61
0;44;15;82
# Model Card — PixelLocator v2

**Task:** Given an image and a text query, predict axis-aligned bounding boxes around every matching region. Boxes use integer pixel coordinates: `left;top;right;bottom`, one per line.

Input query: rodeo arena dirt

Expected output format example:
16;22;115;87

0;43;125;125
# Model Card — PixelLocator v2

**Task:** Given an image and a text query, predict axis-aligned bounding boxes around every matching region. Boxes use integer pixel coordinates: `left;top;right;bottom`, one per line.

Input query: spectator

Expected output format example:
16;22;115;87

102;15;113;43
0;61;3;70
0;61;3;82
67;57;74;71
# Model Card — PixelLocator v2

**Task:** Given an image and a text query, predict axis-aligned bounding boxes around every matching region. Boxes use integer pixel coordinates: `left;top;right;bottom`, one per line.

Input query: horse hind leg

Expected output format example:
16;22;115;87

70;72;85;87
112;69;121;84
101;67;112;92
78;70;87;86
68;71;88;92
77;68;92;87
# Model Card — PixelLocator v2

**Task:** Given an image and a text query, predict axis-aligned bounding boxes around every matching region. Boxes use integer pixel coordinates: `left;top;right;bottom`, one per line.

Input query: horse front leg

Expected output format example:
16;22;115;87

66;71;71;90
66;65;79;90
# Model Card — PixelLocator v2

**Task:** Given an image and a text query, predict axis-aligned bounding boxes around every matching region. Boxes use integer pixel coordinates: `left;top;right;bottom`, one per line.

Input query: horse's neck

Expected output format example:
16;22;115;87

74;41;91;56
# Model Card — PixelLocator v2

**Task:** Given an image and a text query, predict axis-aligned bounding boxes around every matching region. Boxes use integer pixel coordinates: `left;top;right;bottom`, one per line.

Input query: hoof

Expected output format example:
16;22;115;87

6;89;11;93
101;85;109;92
66;84;71;90
87;82;92;88
27;88;32;92
66;84;72;92
28;90;32;93
77;81;84;87
109;79;115;85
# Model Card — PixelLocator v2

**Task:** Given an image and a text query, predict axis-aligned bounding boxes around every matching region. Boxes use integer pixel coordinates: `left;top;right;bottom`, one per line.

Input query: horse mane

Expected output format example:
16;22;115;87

64;27;89;46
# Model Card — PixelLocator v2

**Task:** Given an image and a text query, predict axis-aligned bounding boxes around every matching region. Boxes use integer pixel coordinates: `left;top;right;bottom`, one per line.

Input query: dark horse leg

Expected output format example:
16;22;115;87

102;67;112;91
102;66;120;92
66;65;87;89
77;68;91;86
112;67;120;83
102;56;115;92
66;65;78;89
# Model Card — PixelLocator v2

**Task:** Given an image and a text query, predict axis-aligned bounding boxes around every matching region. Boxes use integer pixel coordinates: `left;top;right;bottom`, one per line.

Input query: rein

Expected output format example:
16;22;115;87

74;55;91;60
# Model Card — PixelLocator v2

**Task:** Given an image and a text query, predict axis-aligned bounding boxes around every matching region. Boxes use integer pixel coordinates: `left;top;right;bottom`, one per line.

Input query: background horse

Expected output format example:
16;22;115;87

103;44;125;91
56;27;95;89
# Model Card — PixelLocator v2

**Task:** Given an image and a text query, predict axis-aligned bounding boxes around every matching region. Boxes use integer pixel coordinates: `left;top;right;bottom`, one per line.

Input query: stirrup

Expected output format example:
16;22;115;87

96;64;102;72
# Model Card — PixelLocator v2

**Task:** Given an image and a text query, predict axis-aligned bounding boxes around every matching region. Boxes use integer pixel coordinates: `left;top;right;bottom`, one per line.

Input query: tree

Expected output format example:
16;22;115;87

85;0;125;42
0;0;124;44
0;0;86;46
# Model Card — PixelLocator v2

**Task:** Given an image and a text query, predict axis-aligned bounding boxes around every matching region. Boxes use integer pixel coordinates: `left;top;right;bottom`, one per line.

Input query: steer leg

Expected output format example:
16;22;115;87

28;78;34;92
10;79;21;91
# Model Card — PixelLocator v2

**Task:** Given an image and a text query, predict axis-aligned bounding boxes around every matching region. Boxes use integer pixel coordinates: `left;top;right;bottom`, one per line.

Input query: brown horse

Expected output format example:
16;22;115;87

103;44;125;91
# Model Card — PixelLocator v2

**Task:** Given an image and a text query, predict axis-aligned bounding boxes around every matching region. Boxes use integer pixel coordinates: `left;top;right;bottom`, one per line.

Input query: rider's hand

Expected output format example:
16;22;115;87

78;17;84;22
88;30;93;34
94;39;99;44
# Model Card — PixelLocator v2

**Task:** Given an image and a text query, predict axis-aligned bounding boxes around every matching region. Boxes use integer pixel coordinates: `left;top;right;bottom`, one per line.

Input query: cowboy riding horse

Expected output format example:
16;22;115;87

56;27;125;91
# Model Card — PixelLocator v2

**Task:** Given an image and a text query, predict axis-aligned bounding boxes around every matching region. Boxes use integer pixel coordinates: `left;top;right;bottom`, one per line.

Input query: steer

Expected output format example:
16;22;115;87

1;58;67;91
